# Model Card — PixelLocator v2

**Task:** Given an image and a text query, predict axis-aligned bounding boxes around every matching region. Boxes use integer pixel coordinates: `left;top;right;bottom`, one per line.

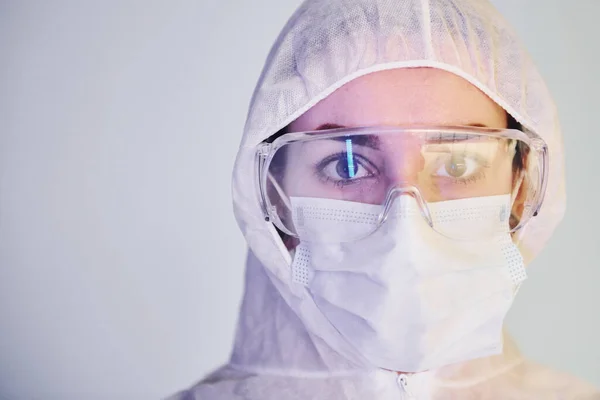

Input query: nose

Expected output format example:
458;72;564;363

379;186;433;228
383;137;426;186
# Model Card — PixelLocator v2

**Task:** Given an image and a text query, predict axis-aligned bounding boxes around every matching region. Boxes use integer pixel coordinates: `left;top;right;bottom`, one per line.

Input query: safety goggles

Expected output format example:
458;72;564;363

256;126;548;242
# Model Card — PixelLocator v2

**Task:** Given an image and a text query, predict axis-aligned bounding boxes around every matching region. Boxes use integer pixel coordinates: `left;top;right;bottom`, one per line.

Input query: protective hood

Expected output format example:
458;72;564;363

230;0;565;376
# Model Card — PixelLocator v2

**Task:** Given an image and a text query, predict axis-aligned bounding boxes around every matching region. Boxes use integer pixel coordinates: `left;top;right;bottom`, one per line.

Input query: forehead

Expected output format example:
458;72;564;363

288;68;507;132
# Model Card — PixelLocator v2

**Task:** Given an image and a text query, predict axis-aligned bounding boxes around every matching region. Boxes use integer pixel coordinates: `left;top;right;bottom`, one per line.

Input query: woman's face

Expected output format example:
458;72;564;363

281;68;515;204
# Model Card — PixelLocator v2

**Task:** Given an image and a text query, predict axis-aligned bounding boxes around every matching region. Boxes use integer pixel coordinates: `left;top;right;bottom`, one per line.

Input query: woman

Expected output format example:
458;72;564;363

172;0;599;398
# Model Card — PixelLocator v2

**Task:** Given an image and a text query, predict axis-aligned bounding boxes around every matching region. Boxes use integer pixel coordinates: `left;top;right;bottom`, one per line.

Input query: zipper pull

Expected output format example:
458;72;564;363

397;374;415;400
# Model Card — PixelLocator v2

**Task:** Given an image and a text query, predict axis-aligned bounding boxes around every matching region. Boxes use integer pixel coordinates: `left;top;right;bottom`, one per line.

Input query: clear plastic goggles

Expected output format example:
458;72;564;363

256;126;548;242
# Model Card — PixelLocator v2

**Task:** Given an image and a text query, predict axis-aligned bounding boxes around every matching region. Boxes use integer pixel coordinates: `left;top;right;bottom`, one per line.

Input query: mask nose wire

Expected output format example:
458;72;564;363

378;185;433;228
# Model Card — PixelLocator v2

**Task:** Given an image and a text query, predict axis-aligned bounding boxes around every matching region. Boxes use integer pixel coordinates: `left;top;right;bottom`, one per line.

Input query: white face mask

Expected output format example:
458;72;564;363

289;194;526;373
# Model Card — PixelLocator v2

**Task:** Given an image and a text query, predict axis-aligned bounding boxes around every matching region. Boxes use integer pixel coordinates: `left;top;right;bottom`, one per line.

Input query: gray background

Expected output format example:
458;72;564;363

0;0;598;399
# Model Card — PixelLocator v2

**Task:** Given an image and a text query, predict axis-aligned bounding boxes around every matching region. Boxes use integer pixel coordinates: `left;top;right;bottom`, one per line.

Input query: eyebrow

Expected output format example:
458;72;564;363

315;122;491;130
468;123;490;128
315;123;382;149
315;123;347;131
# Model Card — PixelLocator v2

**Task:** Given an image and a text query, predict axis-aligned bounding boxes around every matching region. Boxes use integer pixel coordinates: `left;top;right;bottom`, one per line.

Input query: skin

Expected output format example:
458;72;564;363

289;68;507;131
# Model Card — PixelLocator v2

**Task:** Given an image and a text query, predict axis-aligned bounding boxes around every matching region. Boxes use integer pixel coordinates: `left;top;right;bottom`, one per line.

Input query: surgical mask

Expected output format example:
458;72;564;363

289;194;526;372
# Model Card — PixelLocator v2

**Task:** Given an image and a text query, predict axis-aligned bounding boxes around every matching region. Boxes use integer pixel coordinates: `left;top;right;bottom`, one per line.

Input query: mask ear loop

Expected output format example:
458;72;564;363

508;139;528;296
508;139;526;212
510;170;528;294
508;138;532;251
268;172;293;215
266;172;299;259
511;171;525;208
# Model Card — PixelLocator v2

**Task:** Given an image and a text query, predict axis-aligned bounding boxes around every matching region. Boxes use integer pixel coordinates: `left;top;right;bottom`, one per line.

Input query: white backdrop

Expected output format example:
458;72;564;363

0;1;598;399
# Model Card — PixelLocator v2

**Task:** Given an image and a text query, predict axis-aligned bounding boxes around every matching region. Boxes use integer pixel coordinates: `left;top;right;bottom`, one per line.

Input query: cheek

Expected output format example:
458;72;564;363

481;171;513;199
485;151;516;196
502;160;517;193
494;168;514;194
282;162;323;198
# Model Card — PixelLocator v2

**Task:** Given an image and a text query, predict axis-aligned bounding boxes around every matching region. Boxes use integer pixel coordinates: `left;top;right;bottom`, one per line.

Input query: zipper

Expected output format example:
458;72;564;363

397;374;415;400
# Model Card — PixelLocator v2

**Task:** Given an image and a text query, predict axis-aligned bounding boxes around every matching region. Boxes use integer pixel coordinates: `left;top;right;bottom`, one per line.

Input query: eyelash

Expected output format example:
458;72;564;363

314;152;378;187
431;154;490;184
447;170;487;185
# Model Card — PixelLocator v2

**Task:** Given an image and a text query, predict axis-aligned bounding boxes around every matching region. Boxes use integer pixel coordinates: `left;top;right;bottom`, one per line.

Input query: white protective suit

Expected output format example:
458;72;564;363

171;0;600;398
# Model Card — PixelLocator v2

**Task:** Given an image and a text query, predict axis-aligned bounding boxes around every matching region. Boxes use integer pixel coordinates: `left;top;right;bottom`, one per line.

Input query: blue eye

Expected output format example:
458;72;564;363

315;138;380;185
336;155;359;179
318;153;375;182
